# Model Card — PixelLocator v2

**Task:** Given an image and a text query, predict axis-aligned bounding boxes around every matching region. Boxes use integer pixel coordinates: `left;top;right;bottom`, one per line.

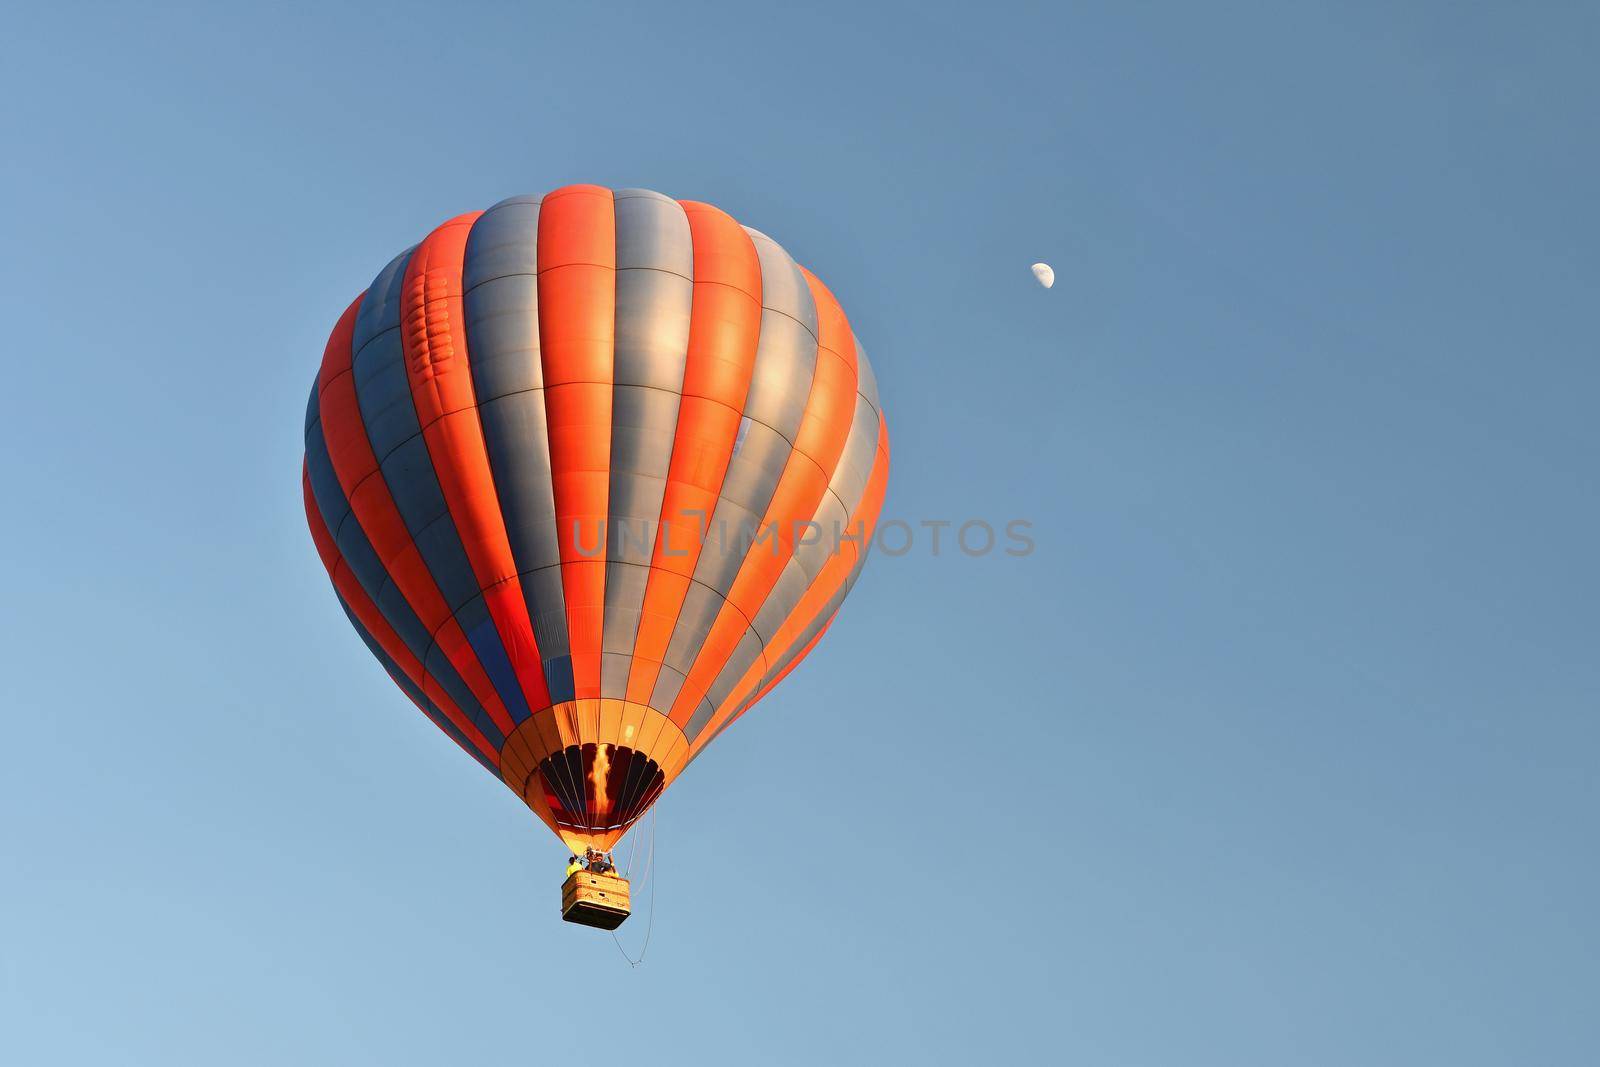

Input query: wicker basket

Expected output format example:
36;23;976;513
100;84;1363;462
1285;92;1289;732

561;869;631;929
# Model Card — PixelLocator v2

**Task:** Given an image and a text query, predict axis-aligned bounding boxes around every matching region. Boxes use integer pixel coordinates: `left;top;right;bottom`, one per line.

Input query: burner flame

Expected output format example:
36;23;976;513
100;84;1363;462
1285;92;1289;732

590;743;612;815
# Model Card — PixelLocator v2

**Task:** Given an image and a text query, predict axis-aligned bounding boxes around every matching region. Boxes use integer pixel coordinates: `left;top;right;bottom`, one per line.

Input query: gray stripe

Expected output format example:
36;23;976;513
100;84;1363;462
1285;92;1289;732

771;544;873;690
649;660;690;716
463;196;542;288
852;334;881;420
706;235;819;545
683;627;762;739
682;695;718;741
600;561;652;654
749;428;886;699
615;190;693;275
741;310;819;445
606;388;680;564
656;230;825;723
692;492;766;596
664;225;820;696
823;395;881;533
697;353;884;721
464;274;543;400
464;197;543;402
601;651;634;697
602;194;693;697
476;393;561;571
741;229;819;442
744;227;819;343
704;520;877;749
650;581;724;711
748;558;811;646
462;201;572;682
519;567;569;657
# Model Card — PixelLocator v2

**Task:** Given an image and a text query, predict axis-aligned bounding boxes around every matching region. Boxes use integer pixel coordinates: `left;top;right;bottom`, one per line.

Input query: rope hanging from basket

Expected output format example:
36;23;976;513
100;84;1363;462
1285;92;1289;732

611;804;657;967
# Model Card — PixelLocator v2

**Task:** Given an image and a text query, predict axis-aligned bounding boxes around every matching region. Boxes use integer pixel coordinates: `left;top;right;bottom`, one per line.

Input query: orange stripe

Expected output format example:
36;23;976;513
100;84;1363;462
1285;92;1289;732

624;201;762;706
693;413;889;749
695;612;836;756
303;467;500;764
317;293;520;735
666;268;859;725
747;610;835;709
400;212;550;723
537;185;616;699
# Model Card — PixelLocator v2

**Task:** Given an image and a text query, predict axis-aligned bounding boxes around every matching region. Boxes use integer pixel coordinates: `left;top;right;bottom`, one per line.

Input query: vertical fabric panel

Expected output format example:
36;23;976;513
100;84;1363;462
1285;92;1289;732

668;264;858;729
657;227;820;715
602;191;694;697
692;413;889;747
537;185;617;701
699;349;883;722
623;200;762;707
462;195;577;704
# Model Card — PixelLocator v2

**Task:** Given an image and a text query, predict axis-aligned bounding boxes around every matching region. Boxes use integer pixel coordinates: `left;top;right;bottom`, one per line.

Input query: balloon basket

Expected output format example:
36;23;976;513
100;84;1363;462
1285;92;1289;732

561;869;631;930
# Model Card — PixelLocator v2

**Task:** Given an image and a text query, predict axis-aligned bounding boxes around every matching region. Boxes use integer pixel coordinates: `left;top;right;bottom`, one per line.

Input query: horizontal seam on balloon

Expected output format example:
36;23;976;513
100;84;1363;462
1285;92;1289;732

475;379;693;410
754;303;820;345
535;259;617;274
462;263;696;298
350;325;404;388
784;486;856;587
690;278;762;304
744;248;822;340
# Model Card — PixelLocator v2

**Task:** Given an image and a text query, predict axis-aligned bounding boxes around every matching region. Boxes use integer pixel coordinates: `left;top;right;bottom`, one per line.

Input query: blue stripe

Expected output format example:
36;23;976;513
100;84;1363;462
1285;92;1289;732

338;599;500;777
348;245;535;723
305;394;506;747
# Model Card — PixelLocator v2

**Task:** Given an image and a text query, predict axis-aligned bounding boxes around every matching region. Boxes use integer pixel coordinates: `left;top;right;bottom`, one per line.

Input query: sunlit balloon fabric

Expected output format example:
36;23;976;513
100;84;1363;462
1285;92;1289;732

302;186;889;854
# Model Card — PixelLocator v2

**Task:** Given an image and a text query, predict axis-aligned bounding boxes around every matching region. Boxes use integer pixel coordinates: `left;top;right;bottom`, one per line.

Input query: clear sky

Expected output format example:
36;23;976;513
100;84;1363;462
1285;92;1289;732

3;2;1596;1063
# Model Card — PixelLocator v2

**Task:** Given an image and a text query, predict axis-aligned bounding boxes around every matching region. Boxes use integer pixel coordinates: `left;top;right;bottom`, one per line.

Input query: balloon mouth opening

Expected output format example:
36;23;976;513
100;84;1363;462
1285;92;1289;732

536;743;666;834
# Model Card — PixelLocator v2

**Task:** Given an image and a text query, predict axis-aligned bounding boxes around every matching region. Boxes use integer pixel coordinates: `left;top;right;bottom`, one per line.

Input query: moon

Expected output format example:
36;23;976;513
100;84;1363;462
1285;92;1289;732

1031;262;1055;289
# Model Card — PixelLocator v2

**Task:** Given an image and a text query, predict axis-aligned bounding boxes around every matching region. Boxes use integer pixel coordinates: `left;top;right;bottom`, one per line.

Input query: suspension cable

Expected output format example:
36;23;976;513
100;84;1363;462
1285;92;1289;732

611;804;657;967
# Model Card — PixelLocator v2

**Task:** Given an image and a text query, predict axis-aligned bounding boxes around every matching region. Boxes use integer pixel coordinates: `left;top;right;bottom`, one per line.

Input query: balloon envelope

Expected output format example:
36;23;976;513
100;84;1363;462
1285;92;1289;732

303;186;890;853
1031;262;1055;288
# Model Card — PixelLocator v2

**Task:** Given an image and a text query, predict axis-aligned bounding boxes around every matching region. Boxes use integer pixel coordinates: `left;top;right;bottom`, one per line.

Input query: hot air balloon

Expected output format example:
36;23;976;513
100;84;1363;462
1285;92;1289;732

302;186;889;927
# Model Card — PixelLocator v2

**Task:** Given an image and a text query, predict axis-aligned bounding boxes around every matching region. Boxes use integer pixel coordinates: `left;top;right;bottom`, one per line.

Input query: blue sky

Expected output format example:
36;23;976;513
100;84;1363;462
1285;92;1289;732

3;2;1596;1063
